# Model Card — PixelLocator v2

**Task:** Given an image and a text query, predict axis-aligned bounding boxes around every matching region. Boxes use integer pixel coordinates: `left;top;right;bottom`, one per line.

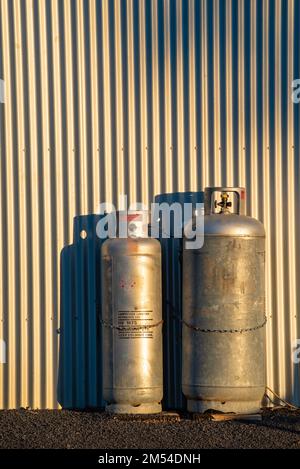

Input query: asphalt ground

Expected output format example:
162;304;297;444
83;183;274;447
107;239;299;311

0;408;299;449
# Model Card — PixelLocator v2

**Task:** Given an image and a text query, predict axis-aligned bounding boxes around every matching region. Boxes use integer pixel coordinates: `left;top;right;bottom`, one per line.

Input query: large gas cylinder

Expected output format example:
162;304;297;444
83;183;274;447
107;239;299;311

182;187;266;414
101;210;163;414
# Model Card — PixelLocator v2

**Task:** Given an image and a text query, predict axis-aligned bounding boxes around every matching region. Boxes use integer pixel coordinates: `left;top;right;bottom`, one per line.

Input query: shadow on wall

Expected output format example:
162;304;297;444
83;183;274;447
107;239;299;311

57;192;204;410
57;214;105;409
293;362;300;407
154;191;204;410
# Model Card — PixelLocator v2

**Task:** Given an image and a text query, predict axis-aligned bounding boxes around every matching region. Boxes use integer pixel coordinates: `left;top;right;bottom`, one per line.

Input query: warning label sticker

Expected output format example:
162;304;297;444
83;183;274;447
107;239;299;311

117;310;154;339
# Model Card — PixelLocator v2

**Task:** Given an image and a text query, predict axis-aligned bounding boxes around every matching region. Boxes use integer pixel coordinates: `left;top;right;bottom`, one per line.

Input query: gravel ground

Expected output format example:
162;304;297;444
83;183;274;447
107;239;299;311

0;408;299;449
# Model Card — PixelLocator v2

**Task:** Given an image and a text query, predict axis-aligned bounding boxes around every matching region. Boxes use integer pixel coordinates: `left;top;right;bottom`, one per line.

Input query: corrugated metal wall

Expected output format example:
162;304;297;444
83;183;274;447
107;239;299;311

0;0;299;409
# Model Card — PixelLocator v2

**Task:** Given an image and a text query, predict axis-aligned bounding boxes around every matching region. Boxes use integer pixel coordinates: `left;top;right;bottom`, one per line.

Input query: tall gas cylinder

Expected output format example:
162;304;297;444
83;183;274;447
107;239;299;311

182;187;266;414
101;210;163;414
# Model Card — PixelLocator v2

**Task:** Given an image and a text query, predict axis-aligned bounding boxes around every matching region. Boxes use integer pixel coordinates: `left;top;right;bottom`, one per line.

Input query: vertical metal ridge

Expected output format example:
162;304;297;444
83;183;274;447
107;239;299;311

1;0;17;408
101;0;112;203
200;0;209;187
249;0;258;217
294;4;300;395
274;0;286;398
49;0;66;409
76;0;89;214
290;0;300;405
113;0;125;206
187;0;197;189
17;0;31;408
10;0;28;409
0;0;4;407
285;0;295;400
138;0;149;203
151;0;161;198
285;0;297;401
163;0;173;193
24;0;44;408
37;0;56;408
63;0;76;226
238;0;246;185
89;1;101;211
126;0;137;204
268;0;280;394
262;0;275;396
175;0;184;190
225;0;233;186
213;0;221;184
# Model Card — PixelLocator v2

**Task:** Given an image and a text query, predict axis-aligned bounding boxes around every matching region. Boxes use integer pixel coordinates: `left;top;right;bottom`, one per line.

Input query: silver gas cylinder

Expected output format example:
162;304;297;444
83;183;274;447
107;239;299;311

101;210;163;414
182;187;266;414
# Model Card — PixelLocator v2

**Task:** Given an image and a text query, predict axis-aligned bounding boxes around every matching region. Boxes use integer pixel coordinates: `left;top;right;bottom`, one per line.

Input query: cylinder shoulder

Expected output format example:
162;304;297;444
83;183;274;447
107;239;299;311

204;214;265;237
101;237;161;255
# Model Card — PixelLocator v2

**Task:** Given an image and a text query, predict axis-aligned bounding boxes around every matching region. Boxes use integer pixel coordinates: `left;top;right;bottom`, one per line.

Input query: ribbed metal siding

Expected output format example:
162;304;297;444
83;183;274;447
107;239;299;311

0;0;299;408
